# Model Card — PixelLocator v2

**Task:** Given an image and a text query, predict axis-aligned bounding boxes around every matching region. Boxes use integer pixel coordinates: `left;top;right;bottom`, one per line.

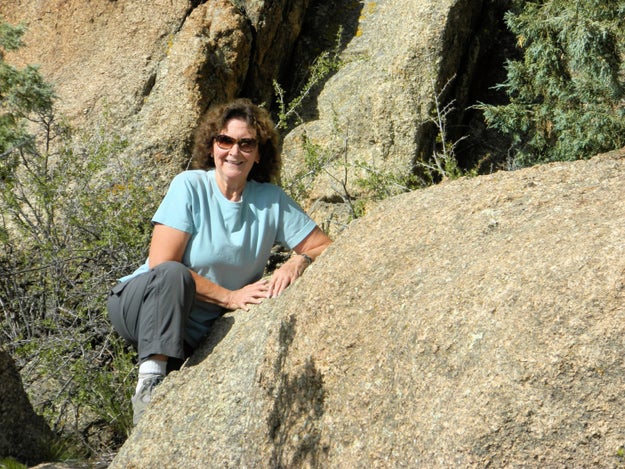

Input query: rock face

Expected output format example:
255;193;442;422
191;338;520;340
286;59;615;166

111;149;625;467
0;350;55;465
1;0;485;185
281;0;484;229
1;0;311;163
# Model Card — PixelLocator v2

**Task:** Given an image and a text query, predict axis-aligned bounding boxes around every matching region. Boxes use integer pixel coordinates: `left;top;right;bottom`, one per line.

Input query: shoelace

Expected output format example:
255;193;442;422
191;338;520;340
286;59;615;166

139;375;164;403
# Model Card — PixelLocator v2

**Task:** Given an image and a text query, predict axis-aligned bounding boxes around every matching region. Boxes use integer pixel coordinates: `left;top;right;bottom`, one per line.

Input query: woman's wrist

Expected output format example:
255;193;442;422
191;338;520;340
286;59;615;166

298;253;313;266
288;252;312;276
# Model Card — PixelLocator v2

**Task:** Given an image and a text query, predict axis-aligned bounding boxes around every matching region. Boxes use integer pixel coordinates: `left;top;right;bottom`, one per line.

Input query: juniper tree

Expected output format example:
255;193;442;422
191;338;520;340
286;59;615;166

0;21;55;168
479;0;625;168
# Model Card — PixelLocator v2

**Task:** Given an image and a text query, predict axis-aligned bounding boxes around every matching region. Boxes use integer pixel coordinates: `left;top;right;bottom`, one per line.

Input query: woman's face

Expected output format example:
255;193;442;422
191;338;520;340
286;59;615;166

212;118;259;185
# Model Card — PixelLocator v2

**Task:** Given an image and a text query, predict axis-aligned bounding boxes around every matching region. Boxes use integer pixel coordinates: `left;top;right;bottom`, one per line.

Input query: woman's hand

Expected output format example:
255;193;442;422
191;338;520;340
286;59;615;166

267;255;308;298
267;226;333;298
226;279;270;311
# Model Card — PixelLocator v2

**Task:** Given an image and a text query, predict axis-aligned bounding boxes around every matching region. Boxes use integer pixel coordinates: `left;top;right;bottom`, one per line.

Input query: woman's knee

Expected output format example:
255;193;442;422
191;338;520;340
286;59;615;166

152;261;195;296
153;261;191;281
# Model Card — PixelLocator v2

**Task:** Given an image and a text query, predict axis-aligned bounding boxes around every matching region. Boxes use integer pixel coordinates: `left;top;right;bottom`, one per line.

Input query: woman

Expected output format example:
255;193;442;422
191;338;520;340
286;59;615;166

107;99;332;425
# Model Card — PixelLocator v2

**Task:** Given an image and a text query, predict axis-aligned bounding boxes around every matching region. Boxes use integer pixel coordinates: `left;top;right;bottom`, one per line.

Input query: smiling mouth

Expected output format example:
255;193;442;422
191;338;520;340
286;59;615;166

225;159;244;166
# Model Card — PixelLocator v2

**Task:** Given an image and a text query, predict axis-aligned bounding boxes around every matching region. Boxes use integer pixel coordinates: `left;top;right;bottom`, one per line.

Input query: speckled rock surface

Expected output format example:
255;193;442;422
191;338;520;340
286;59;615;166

112;149;625;467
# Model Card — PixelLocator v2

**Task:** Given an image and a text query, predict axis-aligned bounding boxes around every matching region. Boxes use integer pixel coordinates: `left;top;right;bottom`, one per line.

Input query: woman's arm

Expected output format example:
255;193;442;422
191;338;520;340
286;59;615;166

148;223;269;311
293;226;333;260
267;226;332;298
148;223;190;268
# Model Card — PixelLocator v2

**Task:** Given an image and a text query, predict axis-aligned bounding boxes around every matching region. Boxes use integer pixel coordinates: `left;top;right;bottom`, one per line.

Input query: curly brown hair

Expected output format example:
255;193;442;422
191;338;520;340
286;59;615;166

190;98;281;184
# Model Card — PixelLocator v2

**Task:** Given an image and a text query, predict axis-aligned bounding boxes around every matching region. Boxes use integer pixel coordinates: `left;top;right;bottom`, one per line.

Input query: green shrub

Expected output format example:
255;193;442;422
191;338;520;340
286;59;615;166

0;458;27;469
274;28;343;132
0;114;163;452
478;0;625;168
0;19;165;455
0;21;55;160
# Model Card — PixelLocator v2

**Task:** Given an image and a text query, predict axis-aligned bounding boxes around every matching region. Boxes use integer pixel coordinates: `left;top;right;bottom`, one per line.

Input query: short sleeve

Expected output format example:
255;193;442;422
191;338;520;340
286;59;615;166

276;189;317;249
152;172;197;234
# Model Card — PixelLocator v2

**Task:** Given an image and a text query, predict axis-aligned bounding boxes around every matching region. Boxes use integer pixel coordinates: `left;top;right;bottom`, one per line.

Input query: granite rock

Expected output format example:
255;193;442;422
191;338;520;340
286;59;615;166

112;150;625;467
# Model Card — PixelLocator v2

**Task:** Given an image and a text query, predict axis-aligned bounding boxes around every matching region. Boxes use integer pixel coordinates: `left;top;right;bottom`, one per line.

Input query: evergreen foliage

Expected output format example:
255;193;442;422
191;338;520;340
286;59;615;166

0;22;54;164
479;0;625;167
0;20;164;457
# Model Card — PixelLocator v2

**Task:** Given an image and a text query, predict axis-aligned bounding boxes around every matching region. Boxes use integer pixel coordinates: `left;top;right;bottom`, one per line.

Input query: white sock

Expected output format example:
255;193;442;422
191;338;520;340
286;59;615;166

138;358;167;376
136;358;167;393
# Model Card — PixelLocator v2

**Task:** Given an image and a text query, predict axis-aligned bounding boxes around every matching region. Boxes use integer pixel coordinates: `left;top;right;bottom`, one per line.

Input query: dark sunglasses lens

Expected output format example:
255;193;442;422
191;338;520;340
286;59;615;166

214;135;258;152
238;139;257;152
215;135;235;149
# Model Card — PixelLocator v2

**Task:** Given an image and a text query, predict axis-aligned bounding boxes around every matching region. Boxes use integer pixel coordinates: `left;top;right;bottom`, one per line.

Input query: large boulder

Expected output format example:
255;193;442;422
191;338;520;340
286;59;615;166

2;0;498;239
0;350;56;466
1;0;194;134
111;150;625;467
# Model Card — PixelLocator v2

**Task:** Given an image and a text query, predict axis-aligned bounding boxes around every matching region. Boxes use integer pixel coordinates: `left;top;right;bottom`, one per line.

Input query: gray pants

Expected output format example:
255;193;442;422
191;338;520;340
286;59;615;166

107;261;196;362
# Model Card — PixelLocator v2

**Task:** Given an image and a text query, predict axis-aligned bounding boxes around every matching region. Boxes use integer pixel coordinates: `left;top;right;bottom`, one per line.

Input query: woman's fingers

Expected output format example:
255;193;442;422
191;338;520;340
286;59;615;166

229;280;270;310
267;259;301;298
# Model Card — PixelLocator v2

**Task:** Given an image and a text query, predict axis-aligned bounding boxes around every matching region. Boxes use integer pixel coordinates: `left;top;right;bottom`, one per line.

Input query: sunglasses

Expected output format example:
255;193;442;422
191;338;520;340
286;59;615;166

214;134;258;153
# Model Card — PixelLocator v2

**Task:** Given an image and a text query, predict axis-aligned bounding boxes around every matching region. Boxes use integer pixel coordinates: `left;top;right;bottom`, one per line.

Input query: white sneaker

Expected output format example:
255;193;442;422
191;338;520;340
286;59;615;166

131;373;164;425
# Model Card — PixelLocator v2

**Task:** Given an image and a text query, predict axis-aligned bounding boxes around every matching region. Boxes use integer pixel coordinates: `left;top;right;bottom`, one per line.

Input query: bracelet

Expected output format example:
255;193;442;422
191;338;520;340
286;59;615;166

299;253;313;265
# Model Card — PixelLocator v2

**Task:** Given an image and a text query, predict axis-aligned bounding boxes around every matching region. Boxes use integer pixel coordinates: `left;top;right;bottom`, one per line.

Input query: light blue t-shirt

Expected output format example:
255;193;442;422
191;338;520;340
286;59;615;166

121;169;317;347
